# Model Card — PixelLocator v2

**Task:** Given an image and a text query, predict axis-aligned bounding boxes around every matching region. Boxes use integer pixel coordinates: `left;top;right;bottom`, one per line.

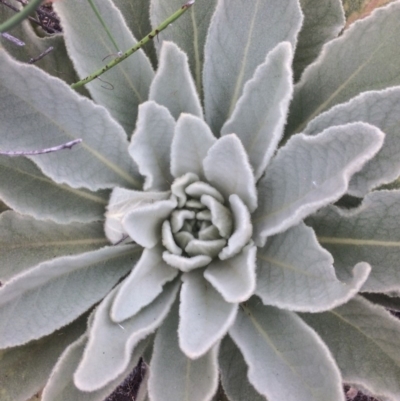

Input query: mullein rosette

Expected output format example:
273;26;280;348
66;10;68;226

2;1;400;401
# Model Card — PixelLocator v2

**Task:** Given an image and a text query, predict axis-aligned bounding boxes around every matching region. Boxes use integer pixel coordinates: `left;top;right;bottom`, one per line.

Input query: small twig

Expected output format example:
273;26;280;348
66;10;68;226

71;0;195;89
0;0;43;33
28;46;54;64
1;32;24;46
0;0;58;33
0;139;82;156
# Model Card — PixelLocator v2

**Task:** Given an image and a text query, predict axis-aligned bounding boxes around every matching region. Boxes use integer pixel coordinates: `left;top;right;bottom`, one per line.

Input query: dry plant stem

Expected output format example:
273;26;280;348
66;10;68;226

70;0;195;89
0;0;42;33
0;138;82;156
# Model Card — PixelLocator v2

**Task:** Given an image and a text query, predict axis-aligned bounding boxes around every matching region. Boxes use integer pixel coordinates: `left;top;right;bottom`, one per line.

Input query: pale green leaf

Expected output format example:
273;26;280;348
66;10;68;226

0;212;108;282
287;1;400;136
42;334;150;401
54;0;154;135
150;0;216;97
203;0;302;134
301;296;400;401
229;298;344;401
111;244;179;322
204;244;257;303
112;0;157;66
252;123;384;245
0;315;86;401
129;101;175;191
307;190;400;293
179;270;237;359
219;336;265;401
0;156;108;224
294;0;345;81
123;197;177;248
203;134;257;212
0;49;142;191
304;88;400;196
149;41;203;120
256;222;370;312
74;280;179;391
148;300;219;401
218;194;253;260
221;42;293;180
105;187;170;244
0;245;141;348
171;113;217;180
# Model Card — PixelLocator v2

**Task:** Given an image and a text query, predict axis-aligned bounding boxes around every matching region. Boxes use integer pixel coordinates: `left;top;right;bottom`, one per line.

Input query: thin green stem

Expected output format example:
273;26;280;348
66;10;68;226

87;0;120;53
0;0;42;33
71;0;195;89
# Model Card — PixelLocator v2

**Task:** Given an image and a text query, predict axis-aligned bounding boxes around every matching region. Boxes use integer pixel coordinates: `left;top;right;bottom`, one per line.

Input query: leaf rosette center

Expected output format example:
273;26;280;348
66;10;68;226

160;172;252;271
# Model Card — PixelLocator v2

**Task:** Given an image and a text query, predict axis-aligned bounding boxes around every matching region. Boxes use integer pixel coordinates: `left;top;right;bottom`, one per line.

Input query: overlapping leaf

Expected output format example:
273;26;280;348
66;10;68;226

0;245;141;348
307;190;400;293
287;1;400;136
74;280;179;391
294;0;345;81
129;101;175;191
149;41;203;120
221;42;293;180
0;49;141;191
304;88;400;196
42;334;150;401
301;296;400;401
54;0;154;135
0;315;86;401
148;300;219;401
203;0;302;134
179;270;237;359
150;0;216;96
0;212;108;282
229;298;344;401
252;123;384;245
256;222;370;312
0;156;108;223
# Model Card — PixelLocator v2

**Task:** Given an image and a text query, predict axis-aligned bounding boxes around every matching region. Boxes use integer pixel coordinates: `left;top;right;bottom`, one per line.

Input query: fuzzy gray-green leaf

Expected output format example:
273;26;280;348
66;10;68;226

0;49;141;191
0;315;86;401
54;0;154;135
0;245;141;348
0;212;108;282
171;113;217;180
219;336;265;401
129;101;175;191
111;244;178;322
74;280;179;391
179;270;237;359
203;0;302;134
301;296;400;401
229;298;344;401
42;335;150;401
203;134;257;212
287;1;400;136
307;190;400;294
221;42;293;180
148;300;219;401
0;156;108;224
294;0;345;81
256;222;370;312
150;0;216;96
252;123;384;245
149;41;203;120
304;88;400;196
